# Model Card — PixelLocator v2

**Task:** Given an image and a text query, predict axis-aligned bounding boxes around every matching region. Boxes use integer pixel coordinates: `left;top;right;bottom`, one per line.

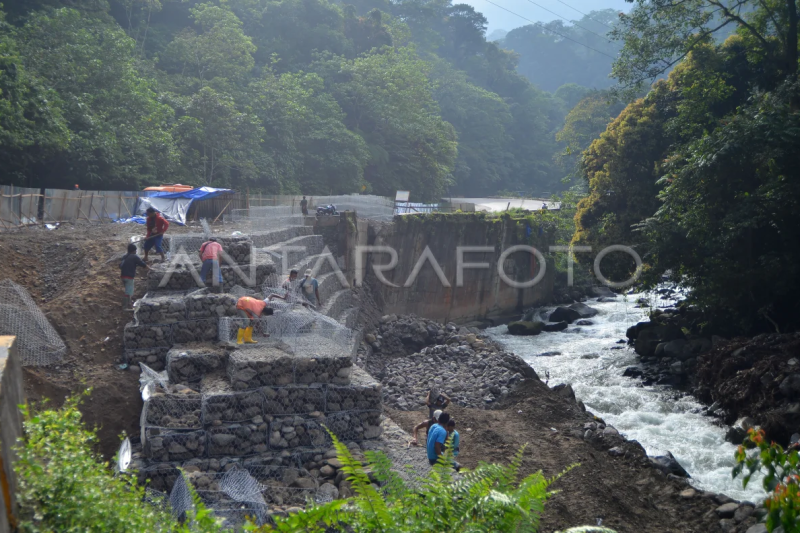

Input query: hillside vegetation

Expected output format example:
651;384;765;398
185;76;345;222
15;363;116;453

0;0;623;200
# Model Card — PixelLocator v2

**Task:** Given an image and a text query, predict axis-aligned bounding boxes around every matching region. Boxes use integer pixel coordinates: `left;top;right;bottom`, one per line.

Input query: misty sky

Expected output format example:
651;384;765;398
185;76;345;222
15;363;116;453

463;0;632;33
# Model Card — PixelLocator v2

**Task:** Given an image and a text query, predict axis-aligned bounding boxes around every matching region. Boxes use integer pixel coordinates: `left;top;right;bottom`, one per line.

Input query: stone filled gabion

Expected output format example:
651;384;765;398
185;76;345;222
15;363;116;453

125;346;170;370
143;395;202;429
186;293;238;319
147;262;276;292
172;318;218;344
269;416;329;450
124;322;172;350
203;390;265;425
166;348;226;384
325;367;382;413
144;429;207;462
220;238;253;264
228;346;353;389
262;384;326;415
135;297;187;324
326;410;382;442
207;423;269;457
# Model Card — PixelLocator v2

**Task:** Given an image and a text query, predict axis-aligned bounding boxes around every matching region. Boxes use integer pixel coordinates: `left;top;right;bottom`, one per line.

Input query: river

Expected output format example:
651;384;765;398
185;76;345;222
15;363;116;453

486;294;765;502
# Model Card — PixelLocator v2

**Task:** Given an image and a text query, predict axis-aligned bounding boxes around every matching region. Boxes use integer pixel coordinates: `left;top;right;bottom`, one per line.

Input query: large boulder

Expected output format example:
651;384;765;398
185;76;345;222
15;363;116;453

543;321;569;332
589;286;615;297
568;302;599;318
634;324;685;357
549;307;582;324
507;321;544;336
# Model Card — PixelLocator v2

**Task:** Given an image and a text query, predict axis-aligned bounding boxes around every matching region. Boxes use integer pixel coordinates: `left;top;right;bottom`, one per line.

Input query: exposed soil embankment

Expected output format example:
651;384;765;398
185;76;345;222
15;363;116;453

0;223;193;458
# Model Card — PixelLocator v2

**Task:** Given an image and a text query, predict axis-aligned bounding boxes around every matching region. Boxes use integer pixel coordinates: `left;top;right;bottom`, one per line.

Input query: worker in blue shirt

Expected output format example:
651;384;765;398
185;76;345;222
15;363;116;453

426;412;450;466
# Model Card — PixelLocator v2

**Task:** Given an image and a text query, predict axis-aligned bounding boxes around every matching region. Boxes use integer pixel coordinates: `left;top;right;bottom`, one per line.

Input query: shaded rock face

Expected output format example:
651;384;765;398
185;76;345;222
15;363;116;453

633;324;686;357
548;303;599;324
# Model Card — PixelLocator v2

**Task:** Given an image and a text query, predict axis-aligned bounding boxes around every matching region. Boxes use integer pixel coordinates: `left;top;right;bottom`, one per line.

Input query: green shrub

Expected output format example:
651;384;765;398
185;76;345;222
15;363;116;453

14;392;223;533
259;434;581;532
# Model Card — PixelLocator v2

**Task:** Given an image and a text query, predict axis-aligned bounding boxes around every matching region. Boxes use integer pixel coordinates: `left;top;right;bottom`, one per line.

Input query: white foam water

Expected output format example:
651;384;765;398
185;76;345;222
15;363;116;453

486;294;765;502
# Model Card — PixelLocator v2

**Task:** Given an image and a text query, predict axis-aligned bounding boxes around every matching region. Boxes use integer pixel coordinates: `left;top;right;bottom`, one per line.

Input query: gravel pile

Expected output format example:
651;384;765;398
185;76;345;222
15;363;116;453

366;315;538;410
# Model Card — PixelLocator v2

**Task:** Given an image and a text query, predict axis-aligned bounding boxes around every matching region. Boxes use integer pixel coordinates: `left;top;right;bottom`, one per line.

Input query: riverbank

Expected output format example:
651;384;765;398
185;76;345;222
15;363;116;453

364;314;767;532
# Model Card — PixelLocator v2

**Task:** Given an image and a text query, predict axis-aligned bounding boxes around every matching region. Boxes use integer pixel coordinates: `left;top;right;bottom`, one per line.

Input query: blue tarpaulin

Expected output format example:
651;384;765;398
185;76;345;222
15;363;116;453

116;187;234;225
148;186;232;200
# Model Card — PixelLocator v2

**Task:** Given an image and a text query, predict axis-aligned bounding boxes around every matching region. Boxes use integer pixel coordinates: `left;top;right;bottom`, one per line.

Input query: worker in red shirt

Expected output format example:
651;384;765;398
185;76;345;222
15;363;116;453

235;296;273;344
199;237;224;289
143;207;169;262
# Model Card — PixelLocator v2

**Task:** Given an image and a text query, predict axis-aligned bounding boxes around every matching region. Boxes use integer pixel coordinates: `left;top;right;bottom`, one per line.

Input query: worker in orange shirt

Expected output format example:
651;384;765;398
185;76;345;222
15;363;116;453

235;296;274;345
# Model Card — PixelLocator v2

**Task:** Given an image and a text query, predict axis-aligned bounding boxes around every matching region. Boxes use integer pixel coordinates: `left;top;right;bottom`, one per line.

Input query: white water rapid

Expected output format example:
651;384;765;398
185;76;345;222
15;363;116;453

487;295;765;502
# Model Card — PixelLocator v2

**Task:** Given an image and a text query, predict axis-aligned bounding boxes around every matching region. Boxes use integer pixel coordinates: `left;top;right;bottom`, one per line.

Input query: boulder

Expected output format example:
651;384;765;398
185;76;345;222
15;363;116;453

507;321;544;336
552;383;576;402
715;502;739;518
589;286;615;297
549;307;581;324
542;321;569;332
576;320;594;326
634;324;686;357
779;374;800;398
649;451;690;477
662;339;689;359
568;302;599;318
317;483;339;501
745;525;768;533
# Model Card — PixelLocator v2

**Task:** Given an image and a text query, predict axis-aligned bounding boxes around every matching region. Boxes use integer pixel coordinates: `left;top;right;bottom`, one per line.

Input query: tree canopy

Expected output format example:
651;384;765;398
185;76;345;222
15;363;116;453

0;0;620;199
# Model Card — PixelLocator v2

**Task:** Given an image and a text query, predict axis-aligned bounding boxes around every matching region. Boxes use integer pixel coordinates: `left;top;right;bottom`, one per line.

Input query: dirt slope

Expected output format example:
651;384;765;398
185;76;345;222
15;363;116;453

0;223;154;458
388;379;728;533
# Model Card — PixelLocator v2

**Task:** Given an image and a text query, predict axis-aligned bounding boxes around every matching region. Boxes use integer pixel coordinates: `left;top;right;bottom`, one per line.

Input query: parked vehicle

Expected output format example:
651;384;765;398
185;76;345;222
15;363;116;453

316;204;338;216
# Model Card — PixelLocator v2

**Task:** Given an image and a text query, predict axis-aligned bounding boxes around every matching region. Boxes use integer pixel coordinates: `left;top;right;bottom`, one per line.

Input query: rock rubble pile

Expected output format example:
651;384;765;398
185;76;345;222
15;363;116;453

365;314;538;410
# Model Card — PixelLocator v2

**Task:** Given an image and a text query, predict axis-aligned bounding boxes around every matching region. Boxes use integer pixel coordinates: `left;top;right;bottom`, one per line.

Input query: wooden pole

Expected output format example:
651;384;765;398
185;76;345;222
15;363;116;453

122;194;133;218
0;191;10;230
212;199;233;223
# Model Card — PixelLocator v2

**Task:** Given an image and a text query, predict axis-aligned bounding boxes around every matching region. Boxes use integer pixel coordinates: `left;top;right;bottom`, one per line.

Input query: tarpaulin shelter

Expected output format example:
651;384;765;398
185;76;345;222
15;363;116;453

134;187;238;225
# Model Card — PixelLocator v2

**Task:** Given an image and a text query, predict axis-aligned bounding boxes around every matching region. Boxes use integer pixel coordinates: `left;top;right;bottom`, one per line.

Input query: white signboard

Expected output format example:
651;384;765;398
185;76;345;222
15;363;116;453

395;190;410;202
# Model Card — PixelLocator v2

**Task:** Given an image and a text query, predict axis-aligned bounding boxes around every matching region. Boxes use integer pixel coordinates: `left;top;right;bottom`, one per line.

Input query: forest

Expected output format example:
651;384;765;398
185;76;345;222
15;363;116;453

0;0;623;201
573;0;800;334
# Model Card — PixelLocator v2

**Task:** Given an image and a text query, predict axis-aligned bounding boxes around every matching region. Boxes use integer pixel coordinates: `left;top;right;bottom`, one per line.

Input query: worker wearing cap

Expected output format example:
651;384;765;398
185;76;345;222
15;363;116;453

235;296;273;344
298;268;321;307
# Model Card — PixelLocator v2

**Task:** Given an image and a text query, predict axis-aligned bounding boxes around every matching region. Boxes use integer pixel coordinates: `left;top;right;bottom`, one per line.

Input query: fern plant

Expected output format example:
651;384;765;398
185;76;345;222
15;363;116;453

258;433;582;532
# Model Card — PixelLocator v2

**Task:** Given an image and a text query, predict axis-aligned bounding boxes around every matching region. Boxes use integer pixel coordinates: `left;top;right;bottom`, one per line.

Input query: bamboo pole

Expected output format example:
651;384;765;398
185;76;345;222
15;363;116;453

57;191;67;223
212;199;233;223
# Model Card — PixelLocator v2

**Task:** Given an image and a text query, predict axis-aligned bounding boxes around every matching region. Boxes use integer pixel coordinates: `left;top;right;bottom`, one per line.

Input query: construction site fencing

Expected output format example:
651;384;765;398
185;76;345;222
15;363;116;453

0;279;66;366
0;185;149;229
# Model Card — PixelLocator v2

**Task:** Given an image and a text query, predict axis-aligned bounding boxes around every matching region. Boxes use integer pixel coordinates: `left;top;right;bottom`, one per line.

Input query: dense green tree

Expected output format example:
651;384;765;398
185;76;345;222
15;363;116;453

0;11;69;186
314;47;457;201
571;82;676;278
12;7;177;189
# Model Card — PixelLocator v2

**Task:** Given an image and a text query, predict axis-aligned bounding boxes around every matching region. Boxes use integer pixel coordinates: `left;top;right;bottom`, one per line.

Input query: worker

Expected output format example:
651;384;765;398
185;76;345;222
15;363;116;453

425;386;450;419
446;418;461;472
119;243;150;309
300;196;309;216
235;296;274;345
74;184;80;191
298;268;320;307
268;269;299;302
143;207;169;262
426;412;451;466
199;237;224;289
409;409;442;446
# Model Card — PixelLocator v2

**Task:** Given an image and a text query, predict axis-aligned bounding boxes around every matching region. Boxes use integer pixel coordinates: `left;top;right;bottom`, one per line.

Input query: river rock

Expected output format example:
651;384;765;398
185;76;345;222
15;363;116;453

634;324;685;357
549;307;581;324
716;502;739;518
745;525;768;533
779;374;800;398
589;286;615;297
542;321;569;332
507;321;543;336
734;504;754;522
317;483;339;501
649;451;690;477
